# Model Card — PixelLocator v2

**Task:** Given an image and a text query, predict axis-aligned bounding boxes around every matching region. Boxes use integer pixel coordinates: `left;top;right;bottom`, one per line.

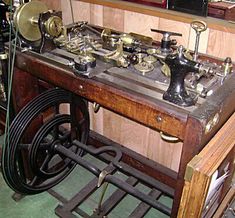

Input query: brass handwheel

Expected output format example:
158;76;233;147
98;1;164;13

191;20;207;33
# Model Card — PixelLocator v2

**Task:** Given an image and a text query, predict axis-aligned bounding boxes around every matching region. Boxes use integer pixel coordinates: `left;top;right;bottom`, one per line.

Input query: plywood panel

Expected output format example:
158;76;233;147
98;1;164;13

157;18;190;48
90;4;103;26
89;104;104;135
72;1;91;23
61;0;73;24
103;6;124;31
207;29;235;60
124;11;159;40
38;0;61;10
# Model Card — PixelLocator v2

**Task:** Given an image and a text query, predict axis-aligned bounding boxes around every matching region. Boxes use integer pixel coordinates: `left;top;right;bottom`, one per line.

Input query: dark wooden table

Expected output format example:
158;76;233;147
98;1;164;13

12;49;235;217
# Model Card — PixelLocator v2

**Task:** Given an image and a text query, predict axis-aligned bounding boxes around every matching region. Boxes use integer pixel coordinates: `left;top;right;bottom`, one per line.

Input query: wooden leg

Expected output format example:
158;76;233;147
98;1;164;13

171;117;203;217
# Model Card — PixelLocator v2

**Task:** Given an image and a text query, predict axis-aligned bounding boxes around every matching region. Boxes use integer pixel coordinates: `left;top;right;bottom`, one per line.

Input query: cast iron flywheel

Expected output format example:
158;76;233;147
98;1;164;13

1;88;90;194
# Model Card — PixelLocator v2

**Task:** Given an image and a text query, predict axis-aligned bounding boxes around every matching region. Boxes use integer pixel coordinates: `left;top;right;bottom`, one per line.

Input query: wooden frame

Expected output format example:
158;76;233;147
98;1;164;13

178;113;235;217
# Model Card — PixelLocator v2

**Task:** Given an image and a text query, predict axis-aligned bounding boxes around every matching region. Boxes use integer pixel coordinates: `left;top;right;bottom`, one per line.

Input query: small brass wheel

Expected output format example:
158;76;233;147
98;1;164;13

191;20;207;33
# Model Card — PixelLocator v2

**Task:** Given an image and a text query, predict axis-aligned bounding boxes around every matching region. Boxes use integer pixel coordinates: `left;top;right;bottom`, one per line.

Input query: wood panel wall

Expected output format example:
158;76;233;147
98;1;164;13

38;0;234;172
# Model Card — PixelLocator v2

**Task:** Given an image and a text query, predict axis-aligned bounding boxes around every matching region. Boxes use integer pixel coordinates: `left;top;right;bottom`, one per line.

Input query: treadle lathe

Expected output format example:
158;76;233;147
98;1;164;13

1;1;235;217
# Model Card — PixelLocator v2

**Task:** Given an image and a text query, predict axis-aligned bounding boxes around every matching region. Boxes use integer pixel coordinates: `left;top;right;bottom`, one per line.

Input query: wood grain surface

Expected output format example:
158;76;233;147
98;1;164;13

103;6;124;31
207;29;235;60
124;11;159;40
38;0;61;11
178;112;235;217
90;4;103;26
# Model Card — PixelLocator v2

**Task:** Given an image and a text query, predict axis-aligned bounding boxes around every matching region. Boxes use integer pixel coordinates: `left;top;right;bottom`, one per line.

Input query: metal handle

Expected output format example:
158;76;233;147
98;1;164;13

150;29;182;37
191;20;207;61
191;20;207;33
160;131;179;142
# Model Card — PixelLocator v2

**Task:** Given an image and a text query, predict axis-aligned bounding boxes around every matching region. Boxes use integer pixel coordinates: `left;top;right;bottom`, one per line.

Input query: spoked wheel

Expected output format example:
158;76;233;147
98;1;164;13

1;88;89;194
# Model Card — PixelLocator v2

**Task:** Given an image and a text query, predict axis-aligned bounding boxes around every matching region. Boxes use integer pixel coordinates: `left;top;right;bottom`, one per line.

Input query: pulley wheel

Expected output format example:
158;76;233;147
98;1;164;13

1;88;90;194
13;1;48;41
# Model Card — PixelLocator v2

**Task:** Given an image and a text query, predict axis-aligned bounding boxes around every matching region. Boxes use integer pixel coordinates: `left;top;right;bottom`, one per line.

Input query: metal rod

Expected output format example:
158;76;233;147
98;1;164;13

55;144;172;215
193;33;200;61
69;0;75;24
55;145;101;176
96;182;109;214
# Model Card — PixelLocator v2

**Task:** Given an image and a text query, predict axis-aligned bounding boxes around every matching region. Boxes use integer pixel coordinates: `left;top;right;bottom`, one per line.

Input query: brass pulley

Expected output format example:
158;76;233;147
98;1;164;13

13;1;48;41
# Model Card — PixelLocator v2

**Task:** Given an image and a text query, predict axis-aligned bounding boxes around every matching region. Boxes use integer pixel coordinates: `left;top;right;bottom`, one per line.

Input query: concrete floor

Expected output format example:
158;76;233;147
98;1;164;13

0;134;172;218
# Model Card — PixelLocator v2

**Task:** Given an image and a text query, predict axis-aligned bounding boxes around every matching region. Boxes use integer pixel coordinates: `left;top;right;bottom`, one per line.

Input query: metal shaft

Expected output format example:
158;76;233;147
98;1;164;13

55;143;171;215
193;32;200;61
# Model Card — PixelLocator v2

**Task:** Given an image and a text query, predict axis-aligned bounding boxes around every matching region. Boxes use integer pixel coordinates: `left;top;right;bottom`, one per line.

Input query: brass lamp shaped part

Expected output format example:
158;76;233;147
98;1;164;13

13;1;48;41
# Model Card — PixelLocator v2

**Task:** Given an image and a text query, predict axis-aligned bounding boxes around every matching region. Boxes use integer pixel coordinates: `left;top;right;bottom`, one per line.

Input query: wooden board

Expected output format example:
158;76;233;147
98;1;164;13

178;112;235;218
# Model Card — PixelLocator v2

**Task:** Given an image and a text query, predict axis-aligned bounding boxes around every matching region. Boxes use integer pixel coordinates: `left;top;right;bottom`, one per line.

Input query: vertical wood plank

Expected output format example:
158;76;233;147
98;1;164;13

38;0;61;11
124;11;159;39
157;18;190;47
61;0;73;24
72;1;91;23
103;6;124;31
61;0;90;24
207;29;235;60
90;4;103;26
89;105;104;135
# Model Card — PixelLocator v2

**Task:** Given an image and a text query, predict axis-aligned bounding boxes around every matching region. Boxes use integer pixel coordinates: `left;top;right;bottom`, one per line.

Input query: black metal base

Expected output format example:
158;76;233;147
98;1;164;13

50;131;174;218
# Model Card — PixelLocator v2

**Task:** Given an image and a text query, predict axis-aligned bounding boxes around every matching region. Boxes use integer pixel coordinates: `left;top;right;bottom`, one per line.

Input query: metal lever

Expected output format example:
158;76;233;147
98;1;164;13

191;20;207;61
151;29;182;54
